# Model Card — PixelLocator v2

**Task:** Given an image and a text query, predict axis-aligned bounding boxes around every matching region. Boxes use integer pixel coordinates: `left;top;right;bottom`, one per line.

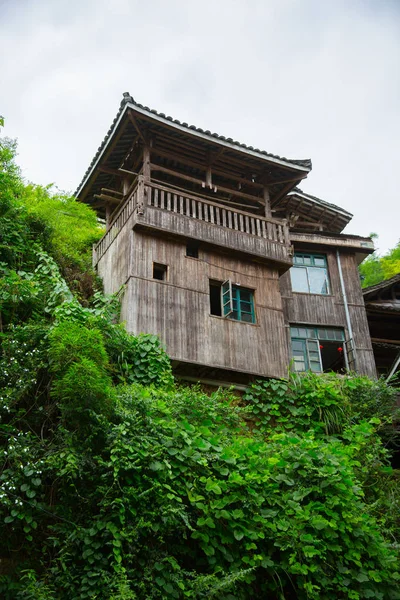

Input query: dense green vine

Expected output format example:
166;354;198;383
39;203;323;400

0;132;399;599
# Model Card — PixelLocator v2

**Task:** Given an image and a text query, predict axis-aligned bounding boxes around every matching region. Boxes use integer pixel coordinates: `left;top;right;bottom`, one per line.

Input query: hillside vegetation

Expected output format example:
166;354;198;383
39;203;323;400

0;133;400;599
359;235;400;288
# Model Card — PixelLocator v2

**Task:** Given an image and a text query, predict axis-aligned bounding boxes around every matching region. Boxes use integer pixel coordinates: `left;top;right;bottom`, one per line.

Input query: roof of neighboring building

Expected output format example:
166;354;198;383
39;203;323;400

363;273;400;298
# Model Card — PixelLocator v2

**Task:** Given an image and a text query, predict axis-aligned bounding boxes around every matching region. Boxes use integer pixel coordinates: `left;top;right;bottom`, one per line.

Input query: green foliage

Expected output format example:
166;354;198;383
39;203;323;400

23;182;103;271
360;235;400;287
1;128;400;598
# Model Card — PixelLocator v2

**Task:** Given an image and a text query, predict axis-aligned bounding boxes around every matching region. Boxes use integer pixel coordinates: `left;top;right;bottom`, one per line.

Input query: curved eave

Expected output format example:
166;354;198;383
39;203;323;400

75;97;312;203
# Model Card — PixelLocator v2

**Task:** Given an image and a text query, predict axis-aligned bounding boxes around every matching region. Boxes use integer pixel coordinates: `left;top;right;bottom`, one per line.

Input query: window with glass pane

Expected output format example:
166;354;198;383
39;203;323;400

230;286;255;323
290;326;345;373
217;281;255;324
290;253;330;295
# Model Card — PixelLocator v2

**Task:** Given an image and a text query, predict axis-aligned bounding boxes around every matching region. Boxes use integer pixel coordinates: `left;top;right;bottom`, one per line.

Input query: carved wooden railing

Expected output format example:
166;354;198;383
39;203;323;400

93;179;290;265
146;181;290;245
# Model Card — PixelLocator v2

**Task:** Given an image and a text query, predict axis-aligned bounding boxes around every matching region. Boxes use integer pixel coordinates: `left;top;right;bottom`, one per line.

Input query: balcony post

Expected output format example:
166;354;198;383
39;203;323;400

264;186;272;217
137;175;146;215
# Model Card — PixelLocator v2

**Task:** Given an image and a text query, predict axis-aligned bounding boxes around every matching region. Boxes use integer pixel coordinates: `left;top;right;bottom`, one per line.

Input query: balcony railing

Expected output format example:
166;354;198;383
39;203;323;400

93;178;291;266
146;182;289;245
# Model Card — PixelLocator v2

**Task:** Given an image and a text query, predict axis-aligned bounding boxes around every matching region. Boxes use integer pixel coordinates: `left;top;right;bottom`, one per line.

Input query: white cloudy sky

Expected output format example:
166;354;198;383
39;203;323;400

1;0;399;254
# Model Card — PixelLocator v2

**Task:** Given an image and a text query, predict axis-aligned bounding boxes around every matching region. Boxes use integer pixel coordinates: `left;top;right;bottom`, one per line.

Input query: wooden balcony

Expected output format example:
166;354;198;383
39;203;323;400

93;178;293;270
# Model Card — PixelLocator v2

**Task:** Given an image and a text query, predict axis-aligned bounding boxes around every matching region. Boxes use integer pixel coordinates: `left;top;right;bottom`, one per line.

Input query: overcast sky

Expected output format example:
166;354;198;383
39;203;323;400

1;0;399;254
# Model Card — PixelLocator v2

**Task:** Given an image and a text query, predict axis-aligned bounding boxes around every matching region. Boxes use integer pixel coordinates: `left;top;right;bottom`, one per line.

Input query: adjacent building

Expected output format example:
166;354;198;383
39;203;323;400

363;274;400;381
76;93;376;385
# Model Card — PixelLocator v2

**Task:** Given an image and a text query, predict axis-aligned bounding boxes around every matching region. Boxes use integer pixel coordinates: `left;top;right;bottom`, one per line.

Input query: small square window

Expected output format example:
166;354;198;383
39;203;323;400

186;241;199;258
153;263;168;281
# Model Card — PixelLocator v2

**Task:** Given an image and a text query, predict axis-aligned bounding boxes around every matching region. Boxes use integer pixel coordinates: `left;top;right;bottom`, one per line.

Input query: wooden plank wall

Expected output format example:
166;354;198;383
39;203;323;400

280;249;377;377
123;231;289;378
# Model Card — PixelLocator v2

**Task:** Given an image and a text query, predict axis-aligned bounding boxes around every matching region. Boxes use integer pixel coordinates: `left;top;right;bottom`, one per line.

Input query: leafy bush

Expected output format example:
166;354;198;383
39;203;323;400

1;129;400;599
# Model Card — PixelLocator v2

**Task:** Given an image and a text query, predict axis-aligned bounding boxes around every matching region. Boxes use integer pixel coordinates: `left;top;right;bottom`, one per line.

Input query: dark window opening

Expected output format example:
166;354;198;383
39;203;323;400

186;241;199;258
153;263;168;281
209;281;222;316
320;341;345;373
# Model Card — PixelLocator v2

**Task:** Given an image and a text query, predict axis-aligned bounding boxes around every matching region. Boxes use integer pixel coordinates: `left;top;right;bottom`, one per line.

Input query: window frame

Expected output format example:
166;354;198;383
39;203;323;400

210;280;256;324
290;253;330;295
290;326;345;373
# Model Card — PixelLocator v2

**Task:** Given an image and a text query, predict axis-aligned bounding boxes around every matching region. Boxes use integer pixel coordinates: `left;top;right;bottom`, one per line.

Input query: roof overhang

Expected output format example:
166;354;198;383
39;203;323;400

276;189;353;233
75;94;312;215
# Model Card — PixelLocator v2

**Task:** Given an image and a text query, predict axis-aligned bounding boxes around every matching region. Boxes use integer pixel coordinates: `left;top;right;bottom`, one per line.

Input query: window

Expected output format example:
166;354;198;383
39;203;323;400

209;280;255;323
153;263;168;281
291;253;330;294
186;241;199;258
290;326;345;373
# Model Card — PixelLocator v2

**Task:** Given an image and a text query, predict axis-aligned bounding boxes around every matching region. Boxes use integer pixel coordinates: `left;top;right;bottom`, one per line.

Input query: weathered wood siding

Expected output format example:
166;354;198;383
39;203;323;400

280;248;376;377
103;229;289;378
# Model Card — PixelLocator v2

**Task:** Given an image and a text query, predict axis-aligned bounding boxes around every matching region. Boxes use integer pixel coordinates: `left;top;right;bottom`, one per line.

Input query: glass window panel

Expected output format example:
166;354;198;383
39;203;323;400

294;255;304;265
307;340;319;351
327;329;336;340
291;327;299;337
303;255;312;265
298;328;308;338
239;290;252;302
314;257;326;267
240;301;252;310
308;328;317;338
293;360;306;372
290;267;309;293
292;340;304;351
292;339;305;351
335;330;344;341
241;313;253;323
308;267;329;294
310;361;322;373
317;328;327;340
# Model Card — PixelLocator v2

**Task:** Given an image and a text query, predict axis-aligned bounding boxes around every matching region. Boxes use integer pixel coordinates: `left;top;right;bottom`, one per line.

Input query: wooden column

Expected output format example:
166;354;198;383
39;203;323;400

105;202;112;230
264;186;272;217
205;166;212;189
122;177;130;196
143;144;151;182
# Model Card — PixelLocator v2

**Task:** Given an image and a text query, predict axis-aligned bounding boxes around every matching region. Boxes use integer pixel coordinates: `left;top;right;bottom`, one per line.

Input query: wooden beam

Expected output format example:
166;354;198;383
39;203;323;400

94;193;122;205
150;163;264;205
151;146;265;190
101;187;123;196
271;178;307;207
127;110;147;144
98;166;137;178
268;173;309;186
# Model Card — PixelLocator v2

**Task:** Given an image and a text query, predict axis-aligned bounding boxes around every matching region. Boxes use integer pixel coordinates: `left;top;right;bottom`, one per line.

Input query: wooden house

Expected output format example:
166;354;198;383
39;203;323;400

363;274;400;381
76;93;377;386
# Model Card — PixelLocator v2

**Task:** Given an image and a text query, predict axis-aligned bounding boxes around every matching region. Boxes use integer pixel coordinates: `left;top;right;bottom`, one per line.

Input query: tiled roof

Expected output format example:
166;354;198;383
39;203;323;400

75;93;312;197
290;188;353;218
363;273;400;297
